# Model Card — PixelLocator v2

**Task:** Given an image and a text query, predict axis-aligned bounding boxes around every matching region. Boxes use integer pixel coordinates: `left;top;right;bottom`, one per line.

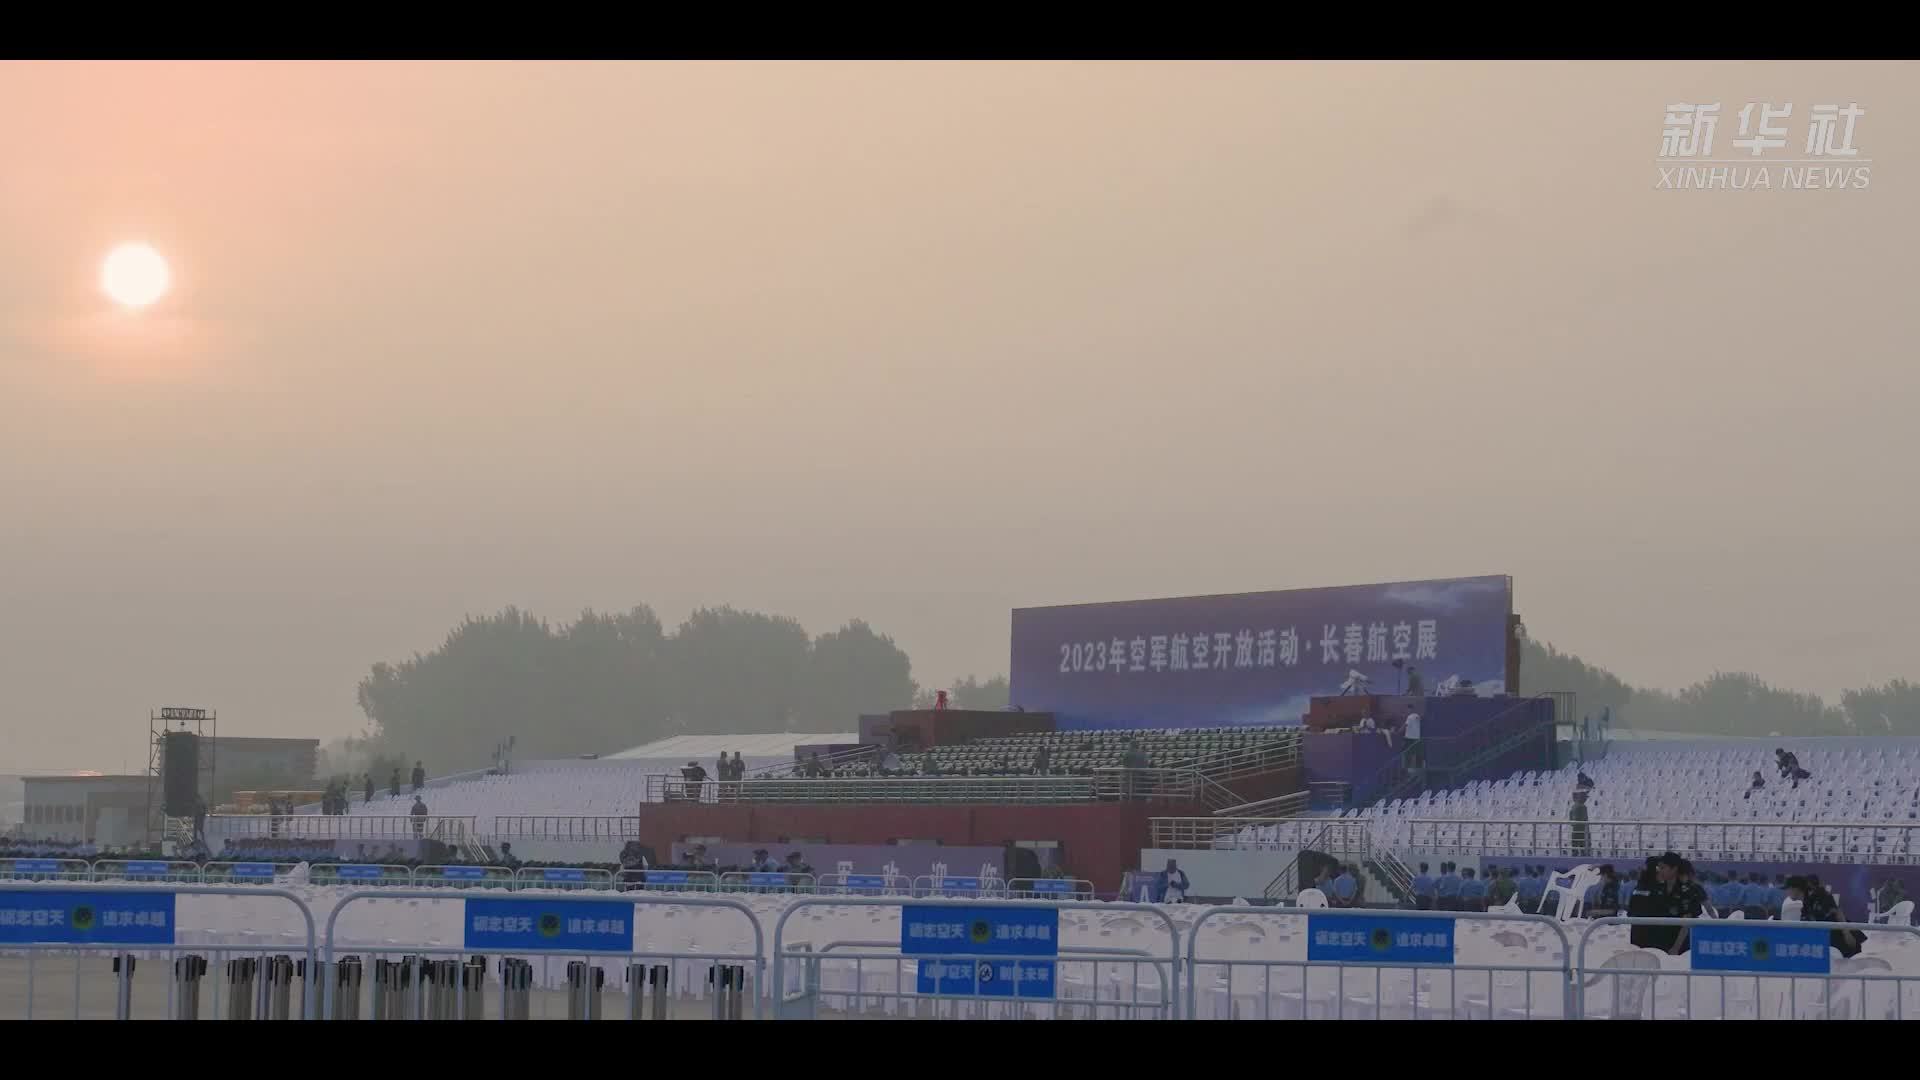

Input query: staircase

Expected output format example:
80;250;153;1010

1359;695;1558;807
1362;847;1416;907
1262;819;1372;902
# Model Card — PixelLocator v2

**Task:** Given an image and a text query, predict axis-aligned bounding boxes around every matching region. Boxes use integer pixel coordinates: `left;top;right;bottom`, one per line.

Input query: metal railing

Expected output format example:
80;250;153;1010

1149;815;1364;852
206;814;478;842
1186;906;1576;1020
491;816;642;841
1394;818;1920;864
1265;821;1378;901
1190;740;1303;782
646;773;1115;804
1208;791;1310;818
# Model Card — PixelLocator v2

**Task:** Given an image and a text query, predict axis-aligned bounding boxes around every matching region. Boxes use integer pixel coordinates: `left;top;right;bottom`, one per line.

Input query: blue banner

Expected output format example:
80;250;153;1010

841;874;889;889
1689;925;1832;974
743;873;789;887
645;870;691;885
439;866;489;880
900;905;1060;957
227;863;275;879
1307;914;1456;965
917;957;1057;999
0;890;177;945
124;861;171;877
1010;575;1513;728
463;898;634;952
1025;879;1074;894
937;877;982;891
542;868;586;882
332;865;387;880
8;860;62;874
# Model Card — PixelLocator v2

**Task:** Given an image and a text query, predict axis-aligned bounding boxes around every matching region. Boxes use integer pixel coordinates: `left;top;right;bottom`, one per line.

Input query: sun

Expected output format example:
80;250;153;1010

101;243;172;309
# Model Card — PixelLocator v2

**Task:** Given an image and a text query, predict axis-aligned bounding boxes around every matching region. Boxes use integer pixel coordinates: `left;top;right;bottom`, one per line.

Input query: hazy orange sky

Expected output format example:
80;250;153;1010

2;61;1915;769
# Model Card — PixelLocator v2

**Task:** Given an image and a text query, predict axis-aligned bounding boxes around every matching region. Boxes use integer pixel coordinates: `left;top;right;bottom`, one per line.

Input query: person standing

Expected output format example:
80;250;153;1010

390;768;402;799
409;795;429;838
1568;789;1591;855
1402;711;1423;769
1410;862;1436;910
1158;859;1190;903
1435;862;1462;911
363;773;374;805
411;760;426;793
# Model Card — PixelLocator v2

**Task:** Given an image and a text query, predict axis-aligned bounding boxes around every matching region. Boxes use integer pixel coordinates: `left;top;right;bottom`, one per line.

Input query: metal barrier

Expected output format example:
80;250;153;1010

200;860;301;885
0;883;319;1020
1007;878;1096;900
0;857;94;882
647;773;1104;804
719;872;815;894
772;896;1183;1020
814;872;911;896
911;875;1006;898
91;859;204;884
1185;907;1575;1020
207;813;479;841
413;864;516;889
1575;916;1920;1020
492;815;640;841
617;869;721;892
322;888;767;1019
309;863;416;887
514;866;617;891
1396;818;1920;865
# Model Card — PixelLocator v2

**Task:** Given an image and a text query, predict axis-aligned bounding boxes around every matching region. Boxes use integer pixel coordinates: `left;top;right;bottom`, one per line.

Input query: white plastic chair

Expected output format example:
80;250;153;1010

1878;900;1914;926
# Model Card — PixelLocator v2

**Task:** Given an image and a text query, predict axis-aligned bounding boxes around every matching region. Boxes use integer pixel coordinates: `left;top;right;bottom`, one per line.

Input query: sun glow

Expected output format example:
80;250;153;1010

101;243;172;309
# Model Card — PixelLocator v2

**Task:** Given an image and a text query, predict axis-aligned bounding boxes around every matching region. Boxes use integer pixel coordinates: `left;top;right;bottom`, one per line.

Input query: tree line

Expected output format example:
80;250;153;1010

354;605;927;773
348;604;1920;774
1520;639;1920;738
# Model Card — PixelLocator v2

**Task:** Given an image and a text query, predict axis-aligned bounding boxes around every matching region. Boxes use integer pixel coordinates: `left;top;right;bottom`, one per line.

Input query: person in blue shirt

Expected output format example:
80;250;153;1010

1459;867;1488;911
1516;866;1546;913
1410;862;1436;910
1331;865;1358;907
1740;873;1770;919
1435;862;1462;910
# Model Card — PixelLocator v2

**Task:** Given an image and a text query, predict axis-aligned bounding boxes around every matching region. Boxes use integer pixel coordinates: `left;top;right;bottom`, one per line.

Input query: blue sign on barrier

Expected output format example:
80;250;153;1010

10;860;61;874
542;868;586;882
228;863;275;879
903;905;1058;998
903;904;1058;999
334;865;385;880
1306;914;1456;965
123;861;171;877
463;898;634;952
744;873;789;887
440;866;488;880
1026;879;1073;894
937;877;982;891
645;871;691;885
901;905;1060;957
917;957;1057;998
1688;924;1833;975
0;890;177;945
842;874;889;889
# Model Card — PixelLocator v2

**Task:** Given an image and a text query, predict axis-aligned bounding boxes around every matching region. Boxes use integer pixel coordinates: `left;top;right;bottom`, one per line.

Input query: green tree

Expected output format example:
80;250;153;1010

948;674;1011;710
803;620;917;730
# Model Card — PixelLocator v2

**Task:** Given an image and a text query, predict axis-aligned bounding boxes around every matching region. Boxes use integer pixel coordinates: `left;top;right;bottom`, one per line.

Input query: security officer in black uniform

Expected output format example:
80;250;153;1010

1670;857;1707;955
1625;856;1666;949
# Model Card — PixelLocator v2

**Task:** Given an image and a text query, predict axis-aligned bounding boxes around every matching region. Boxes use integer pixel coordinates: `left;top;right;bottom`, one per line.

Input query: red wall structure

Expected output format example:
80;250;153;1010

637;798;1199;892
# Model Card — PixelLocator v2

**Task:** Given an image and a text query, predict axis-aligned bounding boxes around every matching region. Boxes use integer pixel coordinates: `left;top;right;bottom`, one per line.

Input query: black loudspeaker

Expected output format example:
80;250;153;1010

162;732;201;816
